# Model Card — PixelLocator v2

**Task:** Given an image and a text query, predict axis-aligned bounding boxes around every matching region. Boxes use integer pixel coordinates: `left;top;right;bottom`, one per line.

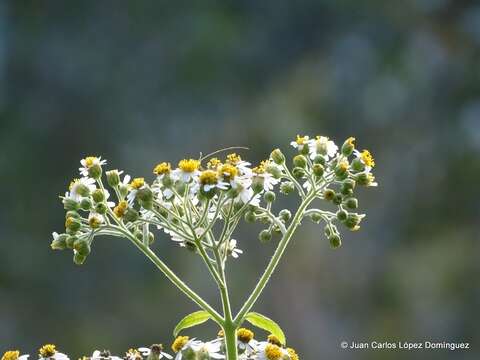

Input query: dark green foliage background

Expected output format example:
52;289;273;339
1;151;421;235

1;1;479;359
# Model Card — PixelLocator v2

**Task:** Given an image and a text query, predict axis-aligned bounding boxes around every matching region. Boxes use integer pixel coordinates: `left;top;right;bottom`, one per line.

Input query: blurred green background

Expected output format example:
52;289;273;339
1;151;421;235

1;1;479;359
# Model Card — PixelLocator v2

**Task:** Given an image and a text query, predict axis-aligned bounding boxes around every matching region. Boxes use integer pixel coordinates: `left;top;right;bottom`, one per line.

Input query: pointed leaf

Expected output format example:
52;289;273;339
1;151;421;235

173;311;212;337
245;312;286;345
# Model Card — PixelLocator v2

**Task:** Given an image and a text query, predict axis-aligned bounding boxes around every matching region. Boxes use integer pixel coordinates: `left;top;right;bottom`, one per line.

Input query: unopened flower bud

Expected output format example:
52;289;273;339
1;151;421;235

292;167;306;179
279;209;291;222
329;234;342;248
280;181;295;195
333;193;343;205
259;229;272;243
124;208;139;222
95;202;108;214
119;184;129;198
66;210;80;219
344;213;362;231
270;148;285;165
106;170;121;187
66;235;77;249
335;161;349;178
244;211;256;223
80;198;92;210
63;198;79;211
92;189;105;203
313;155;326;165
351;158;365;172
344;197;358;209
65;217;81;232
310;213;322;223
74;239;91;256
292;155;307;168
162;175;174;188
175;181;186;195
89;215;103;229
266;164;282;179
141;200;153;210
341;137;356;156
336;209;348;221
312;163;324;178
73;252;87;265
323;189;335;201
88;164;102;179
251;176;265;194
136;187;153;202
75;183;90;197
263;191;276;203
356;172;376;186
51;233;68;250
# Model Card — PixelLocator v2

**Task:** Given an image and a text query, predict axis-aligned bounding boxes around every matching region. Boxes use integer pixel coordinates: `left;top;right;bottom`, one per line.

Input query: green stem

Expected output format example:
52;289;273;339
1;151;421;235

234;192;316;325
223;321;238;360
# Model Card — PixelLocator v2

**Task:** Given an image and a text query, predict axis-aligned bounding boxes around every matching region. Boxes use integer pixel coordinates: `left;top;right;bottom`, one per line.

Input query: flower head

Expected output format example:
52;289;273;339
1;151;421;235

153;162;171;176
79;156;106;177
2;351;29;360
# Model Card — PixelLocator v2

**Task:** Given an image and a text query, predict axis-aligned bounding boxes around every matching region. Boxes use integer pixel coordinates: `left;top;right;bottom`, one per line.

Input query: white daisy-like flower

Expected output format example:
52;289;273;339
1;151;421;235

38;345;69;360
191;339;224;359
138;345;173;360
79;156;107;176
172;337;204;360
1;350;29;360
127;177;147;204
308;136;338;159
290;135;310;152
353;149;375;172
255;342;289;360
225;239;243;258
230;177;260;206
90;351;123;360
172;159;201;183
67;177;96;201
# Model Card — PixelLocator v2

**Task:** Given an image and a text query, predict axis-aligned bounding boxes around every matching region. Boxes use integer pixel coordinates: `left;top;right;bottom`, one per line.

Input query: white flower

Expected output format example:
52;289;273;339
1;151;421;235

1;351;29;360
138;346;172;360
255;342;289;360
225;239;243;259
172;159;201;183
38;345;69;360
290;135;310;152
192;340;224;359
79;156;107;176
173;338;204;360
90;351;123;360
67;177;96;201
308;136;338;159
231;177;260;206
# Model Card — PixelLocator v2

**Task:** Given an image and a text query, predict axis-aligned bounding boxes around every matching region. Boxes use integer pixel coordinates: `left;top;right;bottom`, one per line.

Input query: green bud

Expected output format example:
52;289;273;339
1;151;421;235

266;164;282;179
293;155;307;168
356;172;376;186
65;217;81;232
344;213;362;231
300;143;310;155
63;198;79;211
341;137;355;156
80;198;92;211
119;184;129;198
66;235;77;249
66;210;81;219
344;197;358;209
162;175;174;188
106;170;121;187
92;189;105;203
313;155;326;165
279;181;295;195
181;348;196;360
342;178;356;191
244;211;256;223
335;161;349;178
279;209;291;222
259;229;272;243
51;234;68;250
292;167;306;179
310;213;322;223
351;158;365;172
263;191;276;203
251;176;265;194
175;181;186;195
329;234;342;249
74;239;91;256
75;183;90;197
124;208;139;222
73;252;87;265
141;200;153;210
88;164;102;179
312;163;324;178
333;193;343;205
323;189;335;201
136;187;153;202
270;148;285;165
336;209;348;221
95;202;108;214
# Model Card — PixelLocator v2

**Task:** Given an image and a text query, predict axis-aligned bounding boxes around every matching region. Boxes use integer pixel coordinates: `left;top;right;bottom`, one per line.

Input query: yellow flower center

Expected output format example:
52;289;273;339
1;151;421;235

267;334;282;346
39;344;56;358
295;135;308;145
346;137;356;147
265;344;282;360
207;158;222;169
125;349;141;360
226;153;242;165
217;329;225;338
361;150;375;168
84;156;98;168
286;347;299;360
171;336;189;353
113;200;128;217
199;170;218;185
237;328;254;343
65;217;75;228
153;162;171;175
338;161;349;172
178;159;200;172
89;216;102;229
130;178;145;189
2;351;19;360
219;164;238;179
253;160;268;174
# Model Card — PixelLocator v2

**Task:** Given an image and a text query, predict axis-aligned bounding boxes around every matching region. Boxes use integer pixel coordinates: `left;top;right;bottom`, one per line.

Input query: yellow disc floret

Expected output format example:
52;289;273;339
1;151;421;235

153;162;171;175
2;351;19;360
218;164;238;180
253;160;268;174
178;159;200;173
295;135;308;145
264;343;282;360
286;347;299;360
360;150;375;168
113;200;128;218
89;216;102;229
207;158;222;169
237;328;254;343
199;170;218;185
171;336;189;353
226;153;242;165
39;344;56;358
84;156;98;168
130;178;145;189
267;334;282;346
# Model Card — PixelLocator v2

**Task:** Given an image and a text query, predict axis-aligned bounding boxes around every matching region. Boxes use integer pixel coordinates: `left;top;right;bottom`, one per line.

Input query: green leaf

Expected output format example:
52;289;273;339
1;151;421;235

173;311;212;337
245;312;286;345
